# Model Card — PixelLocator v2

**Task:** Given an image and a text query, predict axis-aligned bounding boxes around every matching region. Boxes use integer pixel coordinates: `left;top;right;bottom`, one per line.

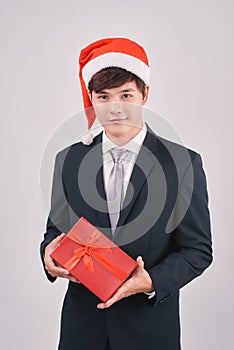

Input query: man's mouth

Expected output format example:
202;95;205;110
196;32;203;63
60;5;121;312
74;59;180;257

109;117;128;123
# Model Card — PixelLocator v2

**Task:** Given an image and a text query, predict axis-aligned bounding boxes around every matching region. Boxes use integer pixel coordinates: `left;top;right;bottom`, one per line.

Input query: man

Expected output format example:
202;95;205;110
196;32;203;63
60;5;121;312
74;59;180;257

40;38;213;350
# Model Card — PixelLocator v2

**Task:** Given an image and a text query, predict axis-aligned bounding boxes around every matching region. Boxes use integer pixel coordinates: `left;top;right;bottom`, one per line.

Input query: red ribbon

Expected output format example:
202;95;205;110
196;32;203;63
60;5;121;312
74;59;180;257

63;229;128;281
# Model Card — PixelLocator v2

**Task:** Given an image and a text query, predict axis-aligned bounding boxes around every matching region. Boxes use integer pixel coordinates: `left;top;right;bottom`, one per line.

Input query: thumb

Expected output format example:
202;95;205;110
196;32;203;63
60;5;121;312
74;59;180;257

45;233;66;258
51;233;66;247
136;256;144;269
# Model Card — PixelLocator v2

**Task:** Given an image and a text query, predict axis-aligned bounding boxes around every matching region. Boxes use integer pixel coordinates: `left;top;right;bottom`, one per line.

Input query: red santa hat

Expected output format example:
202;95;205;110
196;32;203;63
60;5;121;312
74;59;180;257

78;37;150;144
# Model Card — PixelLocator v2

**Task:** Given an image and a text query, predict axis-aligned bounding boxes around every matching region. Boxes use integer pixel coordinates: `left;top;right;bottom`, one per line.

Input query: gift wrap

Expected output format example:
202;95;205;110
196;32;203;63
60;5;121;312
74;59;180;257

50;217;138;302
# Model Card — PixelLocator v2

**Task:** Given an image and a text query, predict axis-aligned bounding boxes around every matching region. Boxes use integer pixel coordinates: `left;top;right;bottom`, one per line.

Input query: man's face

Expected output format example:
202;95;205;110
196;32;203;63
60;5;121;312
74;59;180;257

90;80;149;143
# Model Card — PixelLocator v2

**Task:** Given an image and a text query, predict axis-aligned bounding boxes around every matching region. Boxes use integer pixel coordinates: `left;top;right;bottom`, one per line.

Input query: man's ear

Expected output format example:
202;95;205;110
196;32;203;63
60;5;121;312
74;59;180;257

88;91;92;101
142;85;149;105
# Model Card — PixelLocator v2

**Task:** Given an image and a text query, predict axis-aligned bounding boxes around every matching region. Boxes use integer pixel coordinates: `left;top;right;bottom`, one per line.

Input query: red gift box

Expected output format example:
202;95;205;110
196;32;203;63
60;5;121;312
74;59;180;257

50;217;138;302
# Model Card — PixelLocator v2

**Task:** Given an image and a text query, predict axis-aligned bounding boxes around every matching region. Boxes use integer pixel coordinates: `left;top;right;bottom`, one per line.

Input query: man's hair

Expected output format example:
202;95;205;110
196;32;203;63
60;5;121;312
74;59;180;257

88;67;146;98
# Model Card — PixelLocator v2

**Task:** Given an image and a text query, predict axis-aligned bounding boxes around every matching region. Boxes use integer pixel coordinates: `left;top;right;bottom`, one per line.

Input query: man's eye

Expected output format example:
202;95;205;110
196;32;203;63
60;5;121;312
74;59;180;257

98;95;108;100
122;94;132;99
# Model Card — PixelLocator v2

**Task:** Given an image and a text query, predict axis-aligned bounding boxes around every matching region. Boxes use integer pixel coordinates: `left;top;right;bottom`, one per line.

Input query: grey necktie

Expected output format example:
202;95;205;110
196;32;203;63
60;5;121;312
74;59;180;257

106;148;128;234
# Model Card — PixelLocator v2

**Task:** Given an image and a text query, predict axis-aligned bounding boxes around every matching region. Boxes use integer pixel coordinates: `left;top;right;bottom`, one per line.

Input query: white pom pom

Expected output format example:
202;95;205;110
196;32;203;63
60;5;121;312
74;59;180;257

80;131;94;145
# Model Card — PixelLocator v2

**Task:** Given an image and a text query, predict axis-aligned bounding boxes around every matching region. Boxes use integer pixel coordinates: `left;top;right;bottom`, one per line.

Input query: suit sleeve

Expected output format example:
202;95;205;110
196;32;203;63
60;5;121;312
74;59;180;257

148;153;213;307
40;152;70;282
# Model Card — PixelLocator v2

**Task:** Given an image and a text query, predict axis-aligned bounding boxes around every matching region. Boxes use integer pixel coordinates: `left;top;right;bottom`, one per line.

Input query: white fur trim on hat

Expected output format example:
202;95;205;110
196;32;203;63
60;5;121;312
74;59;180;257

80;131;94;145
82;52;151;86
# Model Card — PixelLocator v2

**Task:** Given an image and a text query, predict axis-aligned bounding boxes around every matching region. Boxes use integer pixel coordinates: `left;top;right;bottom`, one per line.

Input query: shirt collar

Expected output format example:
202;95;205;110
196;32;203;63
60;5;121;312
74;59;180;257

102;122;147;155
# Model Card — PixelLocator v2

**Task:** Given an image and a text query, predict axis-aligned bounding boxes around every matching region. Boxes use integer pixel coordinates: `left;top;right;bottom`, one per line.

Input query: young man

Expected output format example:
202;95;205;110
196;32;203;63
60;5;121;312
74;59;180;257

40;38;213;350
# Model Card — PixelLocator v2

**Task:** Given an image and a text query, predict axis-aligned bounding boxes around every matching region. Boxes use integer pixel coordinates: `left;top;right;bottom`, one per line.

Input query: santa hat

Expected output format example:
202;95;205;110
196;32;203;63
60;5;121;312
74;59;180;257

78;37;150;145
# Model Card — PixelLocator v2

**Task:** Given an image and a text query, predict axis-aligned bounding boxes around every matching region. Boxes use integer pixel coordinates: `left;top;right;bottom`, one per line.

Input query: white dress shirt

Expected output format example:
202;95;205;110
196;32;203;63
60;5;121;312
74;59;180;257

101;122;155;299
102;123;147;200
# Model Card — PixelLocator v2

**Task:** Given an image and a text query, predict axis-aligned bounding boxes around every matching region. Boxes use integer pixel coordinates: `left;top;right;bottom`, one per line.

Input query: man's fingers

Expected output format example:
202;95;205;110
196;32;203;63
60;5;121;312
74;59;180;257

44;234;80;281
50;266;69;277
45;253;69;278
97;258;151;309
50;233;65;248
46;264;69;278
44;234;68;277
44;234;65;258
97;284;127;309
66;275;81;283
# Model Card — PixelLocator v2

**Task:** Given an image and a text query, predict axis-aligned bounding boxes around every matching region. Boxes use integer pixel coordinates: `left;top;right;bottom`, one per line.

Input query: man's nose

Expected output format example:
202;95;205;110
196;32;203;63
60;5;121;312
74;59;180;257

109;102;123;115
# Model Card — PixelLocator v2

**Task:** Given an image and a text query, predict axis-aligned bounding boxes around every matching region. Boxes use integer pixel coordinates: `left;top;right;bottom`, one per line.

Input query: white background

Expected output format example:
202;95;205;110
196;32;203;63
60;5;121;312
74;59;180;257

1;0;233;349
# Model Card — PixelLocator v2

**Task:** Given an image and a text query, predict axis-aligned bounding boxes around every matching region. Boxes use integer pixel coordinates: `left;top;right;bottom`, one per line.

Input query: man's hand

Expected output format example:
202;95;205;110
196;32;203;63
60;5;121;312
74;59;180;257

44;234;80;283
97;256;154;309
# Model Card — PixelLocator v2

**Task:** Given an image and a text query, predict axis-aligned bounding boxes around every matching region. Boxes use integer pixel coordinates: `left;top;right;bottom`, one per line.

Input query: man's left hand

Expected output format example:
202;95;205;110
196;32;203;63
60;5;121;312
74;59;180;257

97;256;154;309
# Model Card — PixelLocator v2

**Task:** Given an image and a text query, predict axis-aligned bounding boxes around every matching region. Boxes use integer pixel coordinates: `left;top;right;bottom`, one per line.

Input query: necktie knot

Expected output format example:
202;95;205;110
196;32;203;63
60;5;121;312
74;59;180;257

110;148;128;164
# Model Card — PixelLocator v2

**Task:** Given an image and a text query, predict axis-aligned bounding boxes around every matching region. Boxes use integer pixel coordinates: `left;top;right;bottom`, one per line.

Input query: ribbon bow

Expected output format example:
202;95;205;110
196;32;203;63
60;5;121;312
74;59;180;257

63;229;128;281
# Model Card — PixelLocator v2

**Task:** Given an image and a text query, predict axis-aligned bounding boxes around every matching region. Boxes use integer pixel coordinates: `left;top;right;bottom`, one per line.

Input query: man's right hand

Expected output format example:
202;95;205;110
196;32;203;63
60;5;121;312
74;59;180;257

44;233;80;283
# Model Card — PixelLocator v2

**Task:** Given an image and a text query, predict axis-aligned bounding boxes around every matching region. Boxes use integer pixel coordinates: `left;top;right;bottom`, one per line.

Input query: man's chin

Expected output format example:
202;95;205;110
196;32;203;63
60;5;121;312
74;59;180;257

103;122;142;143
105;122;140;133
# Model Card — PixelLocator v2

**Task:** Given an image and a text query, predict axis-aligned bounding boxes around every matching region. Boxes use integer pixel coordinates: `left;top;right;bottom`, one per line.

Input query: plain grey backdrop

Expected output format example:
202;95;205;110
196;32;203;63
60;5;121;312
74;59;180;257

1;0;233;349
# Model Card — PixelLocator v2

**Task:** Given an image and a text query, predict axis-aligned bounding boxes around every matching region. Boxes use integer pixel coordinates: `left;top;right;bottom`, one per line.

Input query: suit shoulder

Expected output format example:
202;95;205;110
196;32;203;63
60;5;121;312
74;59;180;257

156;135;199;160
55;131;103;162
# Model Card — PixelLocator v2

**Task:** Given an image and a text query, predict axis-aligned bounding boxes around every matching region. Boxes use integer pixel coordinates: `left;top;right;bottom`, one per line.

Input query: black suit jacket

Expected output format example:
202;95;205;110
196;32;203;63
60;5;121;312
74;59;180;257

40;124;212;350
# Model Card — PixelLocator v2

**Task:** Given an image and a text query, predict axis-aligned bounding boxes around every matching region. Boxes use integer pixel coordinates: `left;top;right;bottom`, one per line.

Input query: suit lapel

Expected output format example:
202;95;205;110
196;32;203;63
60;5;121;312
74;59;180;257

113;125;158;241
84;132;112;235
86;125;158;240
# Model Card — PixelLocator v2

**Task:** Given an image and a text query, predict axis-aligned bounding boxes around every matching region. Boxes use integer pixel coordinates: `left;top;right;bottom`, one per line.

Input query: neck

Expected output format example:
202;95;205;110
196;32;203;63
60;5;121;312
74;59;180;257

104;123;143;146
